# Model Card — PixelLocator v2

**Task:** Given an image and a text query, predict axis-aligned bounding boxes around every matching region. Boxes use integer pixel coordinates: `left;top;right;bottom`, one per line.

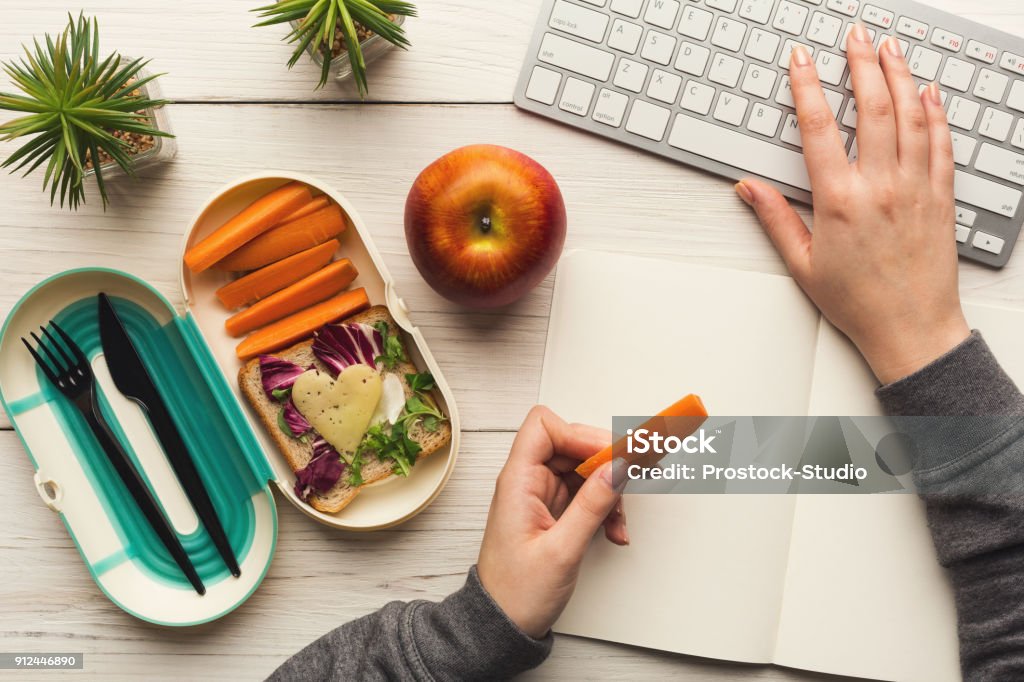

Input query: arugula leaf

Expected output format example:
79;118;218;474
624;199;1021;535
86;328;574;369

373;321;406;370
271;387;292;402
277;409;298;439
406;371;436;394
347;453;365;487
421;415;440;432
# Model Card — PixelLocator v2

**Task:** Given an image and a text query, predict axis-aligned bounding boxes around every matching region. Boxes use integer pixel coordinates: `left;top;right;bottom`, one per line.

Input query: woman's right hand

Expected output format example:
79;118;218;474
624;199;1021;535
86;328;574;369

735;25;970;385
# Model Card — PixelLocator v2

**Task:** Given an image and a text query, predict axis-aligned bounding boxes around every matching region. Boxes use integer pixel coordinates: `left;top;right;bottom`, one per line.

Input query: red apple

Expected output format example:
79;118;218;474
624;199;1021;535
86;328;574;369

404;145;567;309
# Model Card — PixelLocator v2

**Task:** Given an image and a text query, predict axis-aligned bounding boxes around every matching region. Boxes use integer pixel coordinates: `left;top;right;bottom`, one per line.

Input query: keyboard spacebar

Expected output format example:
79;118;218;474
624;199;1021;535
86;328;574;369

668;113;812;191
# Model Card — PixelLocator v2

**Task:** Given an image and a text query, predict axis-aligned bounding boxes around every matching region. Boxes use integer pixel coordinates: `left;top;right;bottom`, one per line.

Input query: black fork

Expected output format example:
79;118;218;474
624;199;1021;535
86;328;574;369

23;321;206;596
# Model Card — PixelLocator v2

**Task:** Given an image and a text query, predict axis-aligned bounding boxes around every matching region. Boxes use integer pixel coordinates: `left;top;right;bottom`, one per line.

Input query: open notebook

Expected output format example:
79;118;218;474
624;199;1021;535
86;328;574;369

539;251;1024;682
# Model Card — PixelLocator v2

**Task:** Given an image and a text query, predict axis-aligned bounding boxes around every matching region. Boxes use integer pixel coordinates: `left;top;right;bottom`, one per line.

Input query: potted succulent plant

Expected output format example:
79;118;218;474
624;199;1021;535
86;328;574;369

253;0;417;95
0;14;175;210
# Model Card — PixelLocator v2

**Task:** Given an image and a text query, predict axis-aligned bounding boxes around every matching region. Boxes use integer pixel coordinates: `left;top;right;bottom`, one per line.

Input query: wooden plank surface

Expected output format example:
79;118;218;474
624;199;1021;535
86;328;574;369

2;0;1024;678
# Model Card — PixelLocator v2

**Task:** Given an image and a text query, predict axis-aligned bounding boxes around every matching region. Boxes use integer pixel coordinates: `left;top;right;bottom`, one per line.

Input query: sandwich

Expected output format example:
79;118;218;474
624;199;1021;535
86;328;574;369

238;305;452;513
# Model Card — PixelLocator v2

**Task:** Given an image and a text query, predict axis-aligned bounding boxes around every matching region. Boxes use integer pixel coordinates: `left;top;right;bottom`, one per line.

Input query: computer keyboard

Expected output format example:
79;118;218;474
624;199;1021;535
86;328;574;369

513;0;1024;268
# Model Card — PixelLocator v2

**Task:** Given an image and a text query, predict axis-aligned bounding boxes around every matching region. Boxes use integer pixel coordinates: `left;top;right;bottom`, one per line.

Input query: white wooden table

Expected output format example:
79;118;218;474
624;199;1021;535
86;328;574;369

2;1;1023;679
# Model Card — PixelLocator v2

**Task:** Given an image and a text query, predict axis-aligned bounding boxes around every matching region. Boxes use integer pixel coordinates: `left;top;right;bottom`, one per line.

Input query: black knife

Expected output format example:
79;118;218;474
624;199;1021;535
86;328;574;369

98;293;241;578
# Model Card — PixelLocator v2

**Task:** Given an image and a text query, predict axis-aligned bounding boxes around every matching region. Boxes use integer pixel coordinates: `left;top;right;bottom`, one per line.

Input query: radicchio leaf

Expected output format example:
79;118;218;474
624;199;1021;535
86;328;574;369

281;400;312;438
293;438;345;502
312;323;385;376
260;355;307;399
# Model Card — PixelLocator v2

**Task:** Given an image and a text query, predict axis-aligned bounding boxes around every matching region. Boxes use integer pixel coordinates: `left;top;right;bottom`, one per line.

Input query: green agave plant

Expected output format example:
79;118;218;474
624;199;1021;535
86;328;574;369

0;14;172;210
254;0;417;95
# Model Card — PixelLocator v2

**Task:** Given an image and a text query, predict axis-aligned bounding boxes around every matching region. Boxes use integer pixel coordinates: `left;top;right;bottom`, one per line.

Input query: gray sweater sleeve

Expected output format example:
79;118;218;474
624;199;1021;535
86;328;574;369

266;566;551;681
876;331;1024;680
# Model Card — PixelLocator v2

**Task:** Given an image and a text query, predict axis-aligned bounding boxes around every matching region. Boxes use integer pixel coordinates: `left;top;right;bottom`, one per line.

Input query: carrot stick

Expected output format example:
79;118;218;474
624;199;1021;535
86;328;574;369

574;394;708;479
278;195;331;225
214;204;347;272
235;287;370;360
185;182;313;273
216;241;338;310
226;259;359;337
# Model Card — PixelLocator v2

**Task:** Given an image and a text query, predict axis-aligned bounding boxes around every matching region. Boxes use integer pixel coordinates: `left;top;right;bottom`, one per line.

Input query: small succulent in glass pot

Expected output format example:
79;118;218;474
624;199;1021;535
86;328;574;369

253;0;417;96
0;13;175;210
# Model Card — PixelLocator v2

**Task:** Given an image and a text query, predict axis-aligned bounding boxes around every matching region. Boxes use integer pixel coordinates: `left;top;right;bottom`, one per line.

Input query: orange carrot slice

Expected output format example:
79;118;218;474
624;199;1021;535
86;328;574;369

278;195;331;225
235;287;370;360
215;241;338;310
226;259;359;337
185;182;313;273
575;394;708;479
214;204;347;272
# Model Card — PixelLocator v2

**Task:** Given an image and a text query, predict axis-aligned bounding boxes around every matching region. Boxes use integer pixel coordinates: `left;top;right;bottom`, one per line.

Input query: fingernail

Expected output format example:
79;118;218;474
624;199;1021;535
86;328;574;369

602;457;629;492
927;82;942;106
735;181;754;206
884;36;902;58
791;45;811;67
852;23;870;43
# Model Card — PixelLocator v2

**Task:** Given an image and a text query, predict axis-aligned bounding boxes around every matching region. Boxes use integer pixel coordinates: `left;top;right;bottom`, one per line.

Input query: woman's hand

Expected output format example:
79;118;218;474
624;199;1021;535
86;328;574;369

477;406;626;639
736;25;970;385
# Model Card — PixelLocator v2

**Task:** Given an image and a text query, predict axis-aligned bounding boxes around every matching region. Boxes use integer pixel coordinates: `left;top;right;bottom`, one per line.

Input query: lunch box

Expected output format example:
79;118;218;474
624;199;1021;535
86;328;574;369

0;173;461;625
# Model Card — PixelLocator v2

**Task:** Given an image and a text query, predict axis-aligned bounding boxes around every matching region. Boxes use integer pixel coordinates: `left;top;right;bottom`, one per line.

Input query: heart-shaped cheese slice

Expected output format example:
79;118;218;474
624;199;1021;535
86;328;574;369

292;365;382;455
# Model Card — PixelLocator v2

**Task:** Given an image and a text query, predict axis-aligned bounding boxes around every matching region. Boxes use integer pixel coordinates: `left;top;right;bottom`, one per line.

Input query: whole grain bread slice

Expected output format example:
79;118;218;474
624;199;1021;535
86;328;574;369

238;305;453;513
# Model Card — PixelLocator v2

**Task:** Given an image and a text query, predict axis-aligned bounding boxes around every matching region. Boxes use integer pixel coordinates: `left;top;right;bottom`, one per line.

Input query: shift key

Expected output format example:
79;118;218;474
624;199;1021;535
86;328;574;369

538;33;615;81
955;170;1022;218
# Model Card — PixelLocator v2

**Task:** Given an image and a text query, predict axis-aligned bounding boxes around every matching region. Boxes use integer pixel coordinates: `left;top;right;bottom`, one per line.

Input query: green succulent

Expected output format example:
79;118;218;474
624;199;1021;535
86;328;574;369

253;0;417;95
0;14;172;210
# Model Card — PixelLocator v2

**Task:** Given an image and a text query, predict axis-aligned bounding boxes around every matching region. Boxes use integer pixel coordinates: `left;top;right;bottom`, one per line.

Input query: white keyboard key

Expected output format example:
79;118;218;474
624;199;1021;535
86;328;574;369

713;92;750;126
550;1;609;43
823;88;845;117
610;0;643;18
641;30;677;65
647;69;683;103
950;131;978;165
706;0;738;11
966;40;998;64
931;28;964;53
816;51;847;86
956;224;971;243
842;98;859;129
675;42;711;76
980;108;1014;142
948;97;981;130
973;231;1005;255
975;143;1024;185
525;66;562;105
808;12;843;47
974;69;1009;104
956;206;978;227
613;58;649;92
841;24;876;52
681;81;717;115
909;46;943;81
626;100;671;140
773;1;809;36
559;77;596;116
608;19;644;53
711;17;747;53
1008;81;1024;113
779;39;814;69
747;102;784;137
741;63;778;99
644;0;680;30
578;0;606;5
1014;120;1024;150
775;75;795;107
746;28;782;64
739;0;774;25
955;170;1022;217
709;53;745;88
1001;53;1024;77
678;6;714;41
896;16;929;41
939;58;976;92
781;114;803;147
592;88;629;126
863;5;894;30
668;113;812;190
538;33;615;81
827;0;859;17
